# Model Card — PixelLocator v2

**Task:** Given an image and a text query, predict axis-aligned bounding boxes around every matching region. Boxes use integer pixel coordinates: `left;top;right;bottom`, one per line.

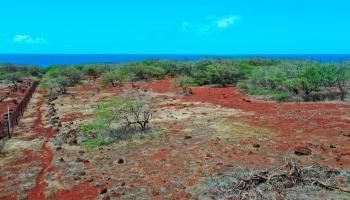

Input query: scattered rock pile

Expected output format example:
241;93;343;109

46;96;76;146
47;96;88;146
53;125;84;146
46;97;60;129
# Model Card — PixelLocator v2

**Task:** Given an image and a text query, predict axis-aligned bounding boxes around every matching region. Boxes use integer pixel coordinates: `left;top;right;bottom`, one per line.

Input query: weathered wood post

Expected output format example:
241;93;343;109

7;106;11;139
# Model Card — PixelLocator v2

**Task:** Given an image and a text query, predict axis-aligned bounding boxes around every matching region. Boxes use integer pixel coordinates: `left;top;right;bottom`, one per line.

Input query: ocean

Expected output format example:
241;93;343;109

0;54;350;67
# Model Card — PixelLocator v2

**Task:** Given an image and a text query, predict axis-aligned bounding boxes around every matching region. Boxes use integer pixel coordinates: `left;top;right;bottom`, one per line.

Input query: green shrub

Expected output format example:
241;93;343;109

100;69;127;87
243;60;350;102
191;62;242;87
83;66;99;76
46;66;82;85
81;124;104;134
247;88;272;95
173;76;194;95
237;81;249;90
37;58;350;102
272;92;290;102
39;83;49;89
82;137;106;148
94;98;152;131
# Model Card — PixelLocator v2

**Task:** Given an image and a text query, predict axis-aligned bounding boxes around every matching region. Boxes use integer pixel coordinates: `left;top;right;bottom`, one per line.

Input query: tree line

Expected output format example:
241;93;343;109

2;58;349;102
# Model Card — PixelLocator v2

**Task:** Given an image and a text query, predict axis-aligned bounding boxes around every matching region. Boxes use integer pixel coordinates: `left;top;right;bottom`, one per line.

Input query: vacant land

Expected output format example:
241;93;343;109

0;77;350;200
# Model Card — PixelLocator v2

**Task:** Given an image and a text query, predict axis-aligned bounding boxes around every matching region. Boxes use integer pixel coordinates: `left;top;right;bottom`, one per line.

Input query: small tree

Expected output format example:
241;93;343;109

191;61;242;87
100;70;126;87
62;67;82;85
47;67;82;85
297;64;323;96
100;72;116;87
83;66;99;77
320;64;337;88
26;66;45;77
0;64;20;73
48;77;70;95
0;72;24;91
173;76;193;95
96;99;152;131
334;64;350;101
202;64;242;87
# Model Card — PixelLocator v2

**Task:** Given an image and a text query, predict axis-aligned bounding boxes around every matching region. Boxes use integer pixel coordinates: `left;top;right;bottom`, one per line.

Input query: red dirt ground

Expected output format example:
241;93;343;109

29;91;100;200
1;89;100;200
60;113;94;123
2;79;350;199
140;79;350;168
50;182;100;200
0;84;34;138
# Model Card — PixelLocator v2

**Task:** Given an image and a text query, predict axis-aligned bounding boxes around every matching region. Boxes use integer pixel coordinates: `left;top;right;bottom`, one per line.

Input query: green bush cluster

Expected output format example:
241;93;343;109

79;97;153;148
242;61;350;101
173;76;194;95
40;58;350;102
44;66;83;96
190;60;243;87
0;64;44;90
81;137;106;148
81;123;105;134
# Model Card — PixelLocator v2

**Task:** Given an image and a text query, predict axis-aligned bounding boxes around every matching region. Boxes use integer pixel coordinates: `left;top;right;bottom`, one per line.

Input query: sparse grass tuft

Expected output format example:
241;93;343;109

81;123;104;134
81;137;106;148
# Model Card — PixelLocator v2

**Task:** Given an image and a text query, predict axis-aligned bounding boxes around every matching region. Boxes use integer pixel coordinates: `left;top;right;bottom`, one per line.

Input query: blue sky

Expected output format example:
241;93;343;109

1;0;350;54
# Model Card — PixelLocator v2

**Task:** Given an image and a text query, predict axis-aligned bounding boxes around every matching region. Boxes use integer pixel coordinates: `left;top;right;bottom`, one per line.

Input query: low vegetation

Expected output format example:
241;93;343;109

2;59;350;199
94;98;152;131
241;61;350;101
0;64;44;91
43;66;83;97
172;76;194;95
38;58;350;102
196;160;350;199
77;90;154;148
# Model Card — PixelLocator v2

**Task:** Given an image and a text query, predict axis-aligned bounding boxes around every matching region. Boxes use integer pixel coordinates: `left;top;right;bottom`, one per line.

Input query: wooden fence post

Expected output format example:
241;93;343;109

7;106;11;139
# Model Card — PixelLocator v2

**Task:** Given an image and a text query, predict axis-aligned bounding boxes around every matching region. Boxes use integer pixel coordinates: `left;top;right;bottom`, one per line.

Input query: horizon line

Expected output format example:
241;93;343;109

1;53;350;55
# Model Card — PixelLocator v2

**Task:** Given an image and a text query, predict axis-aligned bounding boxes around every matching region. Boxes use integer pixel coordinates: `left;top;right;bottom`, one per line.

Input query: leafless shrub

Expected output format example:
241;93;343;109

194;160;350;200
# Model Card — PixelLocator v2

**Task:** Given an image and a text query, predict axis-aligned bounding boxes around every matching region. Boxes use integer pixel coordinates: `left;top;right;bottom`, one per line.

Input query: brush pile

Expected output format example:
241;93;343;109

207;160;350;199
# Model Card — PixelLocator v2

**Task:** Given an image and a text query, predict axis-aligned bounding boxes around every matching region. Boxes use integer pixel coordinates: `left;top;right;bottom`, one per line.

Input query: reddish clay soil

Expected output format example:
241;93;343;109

60;113;94;123
137;79;174;93
5;91;56;200
141;79;350;168
50;182;100;200
1;90;100;200
0;84;35;137
2;79;350;199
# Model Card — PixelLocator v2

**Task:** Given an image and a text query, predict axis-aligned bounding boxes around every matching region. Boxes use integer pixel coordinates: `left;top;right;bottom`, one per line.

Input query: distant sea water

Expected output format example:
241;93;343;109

0;54;350;67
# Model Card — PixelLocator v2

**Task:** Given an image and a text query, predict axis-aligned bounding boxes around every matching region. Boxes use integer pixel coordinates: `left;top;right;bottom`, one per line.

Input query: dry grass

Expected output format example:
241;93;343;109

191;160;350;200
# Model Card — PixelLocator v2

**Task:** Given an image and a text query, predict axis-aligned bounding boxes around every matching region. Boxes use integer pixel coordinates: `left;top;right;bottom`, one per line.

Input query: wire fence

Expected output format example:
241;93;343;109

0;81;38;141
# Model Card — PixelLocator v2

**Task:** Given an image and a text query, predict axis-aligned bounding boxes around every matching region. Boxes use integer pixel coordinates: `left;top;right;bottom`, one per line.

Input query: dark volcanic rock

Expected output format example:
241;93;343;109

118;159;124;164
184;136;192;139
242;98;251;103
343;133;350;137
100;188;108;194
294;146;312;156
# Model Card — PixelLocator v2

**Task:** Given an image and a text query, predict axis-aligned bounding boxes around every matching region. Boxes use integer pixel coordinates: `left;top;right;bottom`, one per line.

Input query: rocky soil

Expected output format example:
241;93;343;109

0;80;350;199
